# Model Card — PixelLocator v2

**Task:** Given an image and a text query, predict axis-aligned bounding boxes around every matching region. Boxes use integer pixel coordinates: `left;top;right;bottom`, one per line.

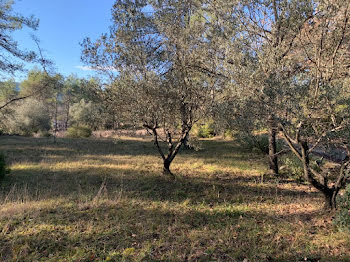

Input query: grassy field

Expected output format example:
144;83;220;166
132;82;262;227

0;135;349;261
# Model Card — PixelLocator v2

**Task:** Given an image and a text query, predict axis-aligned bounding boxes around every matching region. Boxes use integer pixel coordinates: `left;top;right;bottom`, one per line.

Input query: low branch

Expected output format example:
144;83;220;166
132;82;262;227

143;124;166;161
0;95;31;110
279;124;302;160
308;125;345;154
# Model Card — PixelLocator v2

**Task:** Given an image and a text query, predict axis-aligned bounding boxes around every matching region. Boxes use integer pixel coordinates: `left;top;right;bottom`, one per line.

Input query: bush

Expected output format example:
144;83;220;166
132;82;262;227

235;132;285;156
236;133;268;153
66;126;92;138
223;129;235;139
0;153;10;183
185;136;202;151
280;155;304;182
280;155;324;182
194;120;216;138
334;184;350;232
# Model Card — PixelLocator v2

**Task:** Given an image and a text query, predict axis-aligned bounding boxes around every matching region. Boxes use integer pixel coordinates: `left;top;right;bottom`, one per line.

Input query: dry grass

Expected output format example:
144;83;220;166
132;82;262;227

0;135;349;261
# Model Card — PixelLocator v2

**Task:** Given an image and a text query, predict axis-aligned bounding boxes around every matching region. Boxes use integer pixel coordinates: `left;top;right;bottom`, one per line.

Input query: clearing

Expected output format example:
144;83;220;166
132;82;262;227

0;136;349;261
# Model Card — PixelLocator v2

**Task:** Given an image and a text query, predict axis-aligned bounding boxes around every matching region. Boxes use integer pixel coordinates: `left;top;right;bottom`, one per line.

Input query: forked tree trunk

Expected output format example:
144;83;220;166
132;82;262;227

281;126;349;211
268;115;279;175
300;141;339;210
145;124;190;179
163;159;175;178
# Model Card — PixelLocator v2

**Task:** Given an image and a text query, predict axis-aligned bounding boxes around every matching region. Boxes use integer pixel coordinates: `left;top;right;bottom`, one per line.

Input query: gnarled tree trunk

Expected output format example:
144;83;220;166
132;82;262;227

280;124;350;210
144;123;191;179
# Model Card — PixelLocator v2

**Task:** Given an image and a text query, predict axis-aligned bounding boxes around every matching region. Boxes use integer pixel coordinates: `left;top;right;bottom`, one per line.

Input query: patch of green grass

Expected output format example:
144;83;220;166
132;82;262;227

0;136;349;261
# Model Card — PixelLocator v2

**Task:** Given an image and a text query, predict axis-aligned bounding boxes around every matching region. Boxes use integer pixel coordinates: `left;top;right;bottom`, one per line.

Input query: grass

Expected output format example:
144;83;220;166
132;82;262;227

0;135;349;261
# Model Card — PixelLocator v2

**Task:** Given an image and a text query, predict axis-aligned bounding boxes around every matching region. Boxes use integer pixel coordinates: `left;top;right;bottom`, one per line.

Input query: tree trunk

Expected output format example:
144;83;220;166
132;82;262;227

163;159;175;179
182;132;192;150
53;96;59;143
65;102;70;130
323;191;337;210
281;125;348;211
268;115;278;174
331;190;338;210
300;141;337;210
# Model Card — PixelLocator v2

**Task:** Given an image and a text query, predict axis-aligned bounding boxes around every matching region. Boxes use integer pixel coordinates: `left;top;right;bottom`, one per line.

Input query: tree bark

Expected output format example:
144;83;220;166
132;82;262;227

163;159;175;179
144;123;191;178
268;115;279;174
182;132;192;150
323;191;336;210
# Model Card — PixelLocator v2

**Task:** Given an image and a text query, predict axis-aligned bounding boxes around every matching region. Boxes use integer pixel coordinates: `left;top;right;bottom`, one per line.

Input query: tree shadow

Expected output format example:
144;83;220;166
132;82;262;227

0;136;265;166
1;164;320;208
1;200;347;261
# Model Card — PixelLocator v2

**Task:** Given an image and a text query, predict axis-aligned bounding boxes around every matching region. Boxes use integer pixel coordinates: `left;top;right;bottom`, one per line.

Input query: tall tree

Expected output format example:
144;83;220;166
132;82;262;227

62;75;82;130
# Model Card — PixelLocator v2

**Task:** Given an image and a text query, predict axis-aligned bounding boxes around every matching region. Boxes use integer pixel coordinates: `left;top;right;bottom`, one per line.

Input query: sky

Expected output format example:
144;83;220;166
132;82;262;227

12;0;115;81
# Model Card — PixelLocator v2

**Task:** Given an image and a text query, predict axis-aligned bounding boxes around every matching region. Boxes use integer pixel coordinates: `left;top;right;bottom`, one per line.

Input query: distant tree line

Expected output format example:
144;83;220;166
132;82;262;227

0;71;129;136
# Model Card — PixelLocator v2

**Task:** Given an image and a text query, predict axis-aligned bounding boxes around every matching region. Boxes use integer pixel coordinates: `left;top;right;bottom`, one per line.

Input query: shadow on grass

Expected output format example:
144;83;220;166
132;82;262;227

1;165;320;208
0;136;158;163
0;136;265;166
0;199;347;262
1;137;348;261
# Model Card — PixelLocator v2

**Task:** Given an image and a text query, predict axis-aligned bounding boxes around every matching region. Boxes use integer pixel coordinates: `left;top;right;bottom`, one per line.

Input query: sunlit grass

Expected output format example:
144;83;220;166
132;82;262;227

0;135;349;261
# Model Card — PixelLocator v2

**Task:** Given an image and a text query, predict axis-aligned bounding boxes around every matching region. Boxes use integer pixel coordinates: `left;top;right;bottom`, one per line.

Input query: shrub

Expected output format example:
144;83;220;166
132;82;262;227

0;153;10;183
280;155;304;182
334;184;350;232
235;132;285;156
4;98;51;136
236;133;268;153
185;136;202;151
223;129;235;139
194;120;216;138
66;126;92;138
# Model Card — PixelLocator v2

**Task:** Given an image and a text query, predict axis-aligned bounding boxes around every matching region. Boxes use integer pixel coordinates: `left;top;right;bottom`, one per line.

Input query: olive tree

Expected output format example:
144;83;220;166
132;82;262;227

208;0;315;174
82;0;215;177
279;0;350;210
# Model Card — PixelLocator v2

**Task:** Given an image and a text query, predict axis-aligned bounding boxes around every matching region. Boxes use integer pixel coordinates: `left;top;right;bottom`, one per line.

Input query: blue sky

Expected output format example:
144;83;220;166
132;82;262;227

12;0;115;80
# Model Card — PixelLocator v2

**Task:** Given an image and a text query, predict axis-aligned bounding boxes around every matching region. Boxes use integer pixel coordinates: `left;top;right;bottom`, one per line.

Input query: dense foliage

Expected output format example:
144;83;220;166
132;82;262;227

5;98;51;136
